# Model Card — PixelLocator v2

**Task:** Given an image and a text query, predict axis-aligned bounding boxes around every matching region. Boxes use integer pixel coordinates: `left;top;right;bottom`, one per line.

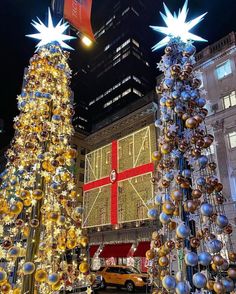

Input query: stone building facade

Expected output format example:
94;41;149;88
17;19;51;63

195;31;236;237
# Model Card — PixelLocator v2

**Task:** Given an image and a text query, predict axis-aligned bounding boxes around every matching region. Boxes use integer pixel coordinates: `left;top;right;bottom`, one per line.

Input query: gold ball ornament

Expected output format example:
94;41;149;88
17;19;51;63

20;190;30;200
13;288;21;294
161;143;171;155
146;250;156;260
10;202;23;215
23;198;32;207
159;256;169;267
35;269;47;282
206;280;214;291
162;201;175;215
79;262;89;273
152;151;162;161
23;226;29;237
80;236;89;247
66;239;77;249
1;283;11;293
51;281;62;290
32;189;44;200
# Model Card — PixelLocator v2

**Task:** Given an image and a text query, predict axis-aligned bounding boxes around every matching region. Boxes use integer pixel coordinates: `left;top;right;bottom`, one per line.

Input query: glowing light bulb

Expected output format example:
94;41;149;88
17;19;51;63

82;35;93;47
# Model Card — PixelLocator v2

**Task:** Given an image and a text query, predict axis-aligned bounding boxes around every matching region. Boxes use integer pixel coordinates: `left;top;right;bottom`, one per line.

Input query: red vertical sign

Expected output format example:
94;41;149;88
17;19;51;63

64;0;95;40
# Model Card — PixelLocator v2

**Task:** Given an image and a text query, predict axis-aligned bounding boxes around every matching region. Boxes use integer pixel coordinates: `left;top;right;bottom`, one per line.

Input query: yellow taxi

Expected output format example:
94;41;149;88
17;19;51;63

96;265;148;292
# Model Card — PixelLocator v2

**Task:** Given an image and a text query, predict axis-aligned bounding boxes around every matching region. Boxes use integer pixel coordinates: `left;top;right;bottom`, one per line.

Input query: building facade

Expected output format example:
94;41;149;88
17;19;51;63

195;32;236;201
73;0;158;133
195;32;236;241
80;92;158;271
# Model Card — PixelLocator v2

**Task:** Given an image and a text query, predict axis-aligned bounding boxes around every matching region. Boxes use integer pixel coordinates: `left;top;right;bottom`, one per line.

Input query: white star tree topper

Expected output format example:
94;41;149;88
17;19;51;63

150;0;207;51
26;8;76;50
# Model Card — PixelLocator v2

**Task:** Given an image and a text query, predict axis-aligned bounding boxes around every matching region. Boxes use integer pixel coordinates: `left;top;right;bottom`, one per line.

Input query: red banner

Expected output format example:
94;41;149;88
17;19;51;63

64;0;95;40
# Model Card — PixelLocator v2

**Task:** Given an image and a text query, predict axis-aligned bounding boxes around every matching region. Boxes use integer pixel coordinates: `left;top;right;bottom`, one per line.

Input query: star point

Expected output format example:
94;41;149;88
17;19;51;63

150;0;207;51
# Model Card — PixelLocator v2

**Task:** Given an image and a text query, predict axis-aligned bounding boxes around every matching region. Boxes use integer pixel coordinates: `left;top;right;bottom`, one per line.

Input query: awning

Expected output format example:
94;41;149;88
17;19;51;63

99;243;132;258
89;245;99;258
133;241;150;257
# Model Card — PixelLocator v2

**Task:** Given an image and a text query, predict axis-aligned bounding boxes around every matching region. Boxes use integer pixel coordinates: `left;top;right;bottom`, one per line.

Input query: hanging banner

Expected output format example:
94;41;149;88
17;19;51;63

64;0;95;40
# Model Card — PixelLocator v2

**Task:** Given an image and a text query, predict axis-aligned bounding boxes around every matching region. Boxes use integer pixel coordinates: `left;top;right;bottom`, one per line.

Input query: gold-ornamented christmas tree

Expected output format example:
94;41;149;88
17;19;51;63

0;10;92;294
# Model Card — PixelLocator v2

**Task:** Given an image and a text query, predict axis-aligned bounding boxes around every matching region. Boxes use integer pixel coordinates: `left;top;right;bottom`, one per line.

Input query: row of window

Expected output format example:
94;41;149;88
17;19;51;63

89;75;142;106
103;88;143;108
94;15;116;39
229;131;236;149
95;7;140;40
216;59;232;80
222;90;236;109
97;50;131;79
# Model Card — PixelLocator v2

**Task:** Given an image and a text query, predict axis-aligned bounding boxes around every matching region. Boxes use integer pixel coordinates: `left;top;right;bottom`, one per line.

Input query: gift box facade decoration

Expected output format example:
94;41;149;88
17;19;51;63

83;125;156;227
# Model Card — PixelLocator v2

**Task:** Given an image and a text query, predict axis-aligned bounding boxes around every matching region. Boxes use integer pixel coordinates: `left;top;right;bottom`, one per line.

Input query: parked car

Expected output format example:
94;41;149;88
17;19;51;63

96;265;149;292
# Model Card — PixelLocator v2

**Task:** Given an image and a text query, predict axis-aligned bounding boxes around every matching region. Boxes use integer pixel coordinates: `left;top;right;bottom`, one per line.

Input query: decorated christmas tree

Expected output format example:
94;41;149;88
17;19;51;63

0;10;92;293
147;1;236;293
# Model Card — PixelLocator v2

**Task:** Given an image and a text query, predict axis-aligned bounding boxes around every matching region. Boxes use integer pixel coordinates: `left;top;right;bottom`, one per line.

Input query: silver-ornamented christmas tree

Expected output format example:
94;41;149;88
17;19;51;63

147;1;236;293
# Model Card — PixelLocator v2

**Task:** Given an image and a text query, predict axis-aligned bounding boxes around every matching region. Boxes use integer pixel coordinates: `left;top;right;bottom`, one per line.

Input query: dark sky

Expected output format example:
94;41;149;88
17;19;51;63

1;0;236;148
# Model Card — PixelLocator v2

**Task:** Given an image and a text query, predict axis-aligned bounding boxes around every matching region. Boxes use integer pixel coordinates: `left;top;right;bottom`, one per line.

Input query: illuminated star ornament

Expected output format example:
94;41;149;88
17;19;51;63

150;0;207;51
26;8;75;50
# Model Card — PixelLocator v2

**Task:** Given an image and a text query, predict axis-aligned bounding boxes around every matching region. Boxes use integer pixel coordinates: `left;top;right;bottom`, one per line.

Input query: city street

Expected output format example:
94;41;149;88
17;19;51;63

97;287;148;294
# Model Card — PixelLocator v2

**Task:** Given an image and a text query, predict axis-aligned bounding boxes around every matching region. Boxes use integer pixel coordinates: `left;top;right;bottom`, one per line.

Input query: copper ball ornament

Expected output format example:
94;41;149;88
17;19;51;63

213;281;225;294
228;268;236;279
185;117;198;129
228;252;236;262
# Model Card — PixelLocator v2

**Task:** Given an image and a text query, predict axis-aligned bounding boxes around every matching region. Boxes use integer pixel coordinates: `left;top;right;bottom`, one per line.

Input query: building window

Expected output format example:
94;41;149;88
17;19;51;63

222;91;236;109
116;39;131;52
216;60;232;80
131;7;139;16
133;76;141;84
133;88;142;97
228;132;236;149
104;44;110;51
81;148;86;155
122;7;130;16
80;160;85;169
89;100;95;106
132;39;140;47
122;88;132;97
79;173;84;182
104;100;113;108
79;116;88;122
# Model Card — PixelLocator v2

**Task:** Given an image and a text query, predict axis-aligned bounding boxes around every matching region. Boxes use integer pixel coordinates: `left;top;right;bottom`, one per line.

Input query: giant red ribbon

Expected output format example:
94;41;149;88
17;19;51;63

83;140;154;225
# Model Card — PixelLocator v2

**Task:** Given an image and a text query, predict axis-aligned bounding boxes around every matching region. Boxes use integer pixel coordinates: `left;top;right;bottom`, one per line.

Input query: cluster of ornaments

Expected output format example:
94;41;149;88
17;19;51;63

147;38;236;293
0;42;93;292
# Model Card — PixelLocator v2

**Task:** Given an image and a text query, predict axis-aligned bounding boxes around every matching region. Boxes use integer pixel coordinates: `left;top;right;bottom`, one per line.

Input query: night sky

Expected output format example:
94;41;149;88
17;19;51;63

1;0;236;148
